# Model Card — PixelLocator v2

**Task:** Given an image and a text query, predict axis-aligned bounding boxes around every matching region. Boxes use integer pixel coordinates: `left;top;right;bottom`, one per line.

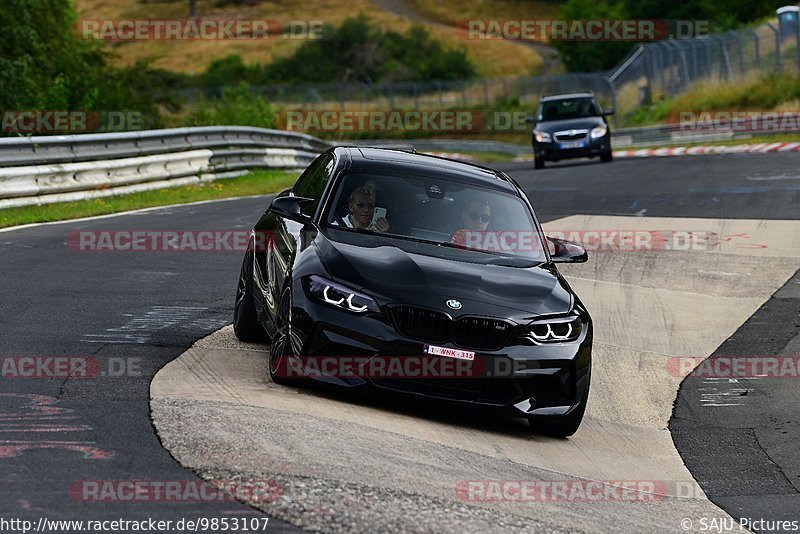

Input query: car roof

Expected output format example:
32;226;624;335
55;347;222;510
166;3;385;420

540;92;596;102
332;146;518;193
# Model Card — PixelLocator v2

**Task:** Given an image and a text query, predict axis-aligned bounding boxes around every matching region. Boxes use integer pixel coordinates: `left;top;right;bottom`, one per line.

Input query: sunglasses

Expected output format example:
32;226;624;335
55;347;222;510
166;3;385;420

467;212;490;222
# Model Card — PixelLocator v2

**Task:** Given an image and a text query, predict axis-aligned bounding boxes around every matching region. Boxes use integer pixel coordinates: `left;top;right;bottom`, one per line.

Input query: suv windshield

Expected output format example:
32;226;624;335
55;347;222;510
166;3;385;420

322;172;547;263
538;97;600;122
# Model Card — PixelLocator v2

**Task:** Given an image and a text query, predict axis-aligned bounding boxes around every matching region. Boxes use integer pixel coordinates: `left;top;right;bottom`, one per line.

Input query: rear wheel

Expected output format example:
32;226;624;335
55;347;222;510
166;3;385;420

233;249;266;342
600;149;613;163
269;285;295;385
527;378;590;438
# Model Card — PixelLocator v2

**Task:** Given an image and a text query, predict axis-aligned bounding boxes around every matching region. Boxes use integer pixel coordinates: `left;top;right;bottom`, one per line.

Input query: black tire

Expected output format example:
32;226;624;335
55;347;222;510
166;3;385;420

600;149;613;163
269;285;294;385
233;249;266;342
527;379;590;438
534;156;545;169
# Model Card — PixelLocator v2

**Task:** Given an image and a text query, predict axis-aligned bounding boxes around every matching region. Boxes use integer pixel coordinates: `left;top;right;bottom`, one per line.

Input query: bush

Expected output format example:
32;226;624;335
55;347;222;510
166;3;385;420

264;14;476;84
183;84;274;128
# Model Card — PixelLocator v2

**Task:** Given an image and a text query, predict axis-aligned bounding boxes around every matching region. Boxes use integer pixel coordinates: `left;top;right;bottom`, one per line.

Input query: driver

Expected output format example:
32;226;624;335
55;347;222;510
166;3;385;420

334;181;390;232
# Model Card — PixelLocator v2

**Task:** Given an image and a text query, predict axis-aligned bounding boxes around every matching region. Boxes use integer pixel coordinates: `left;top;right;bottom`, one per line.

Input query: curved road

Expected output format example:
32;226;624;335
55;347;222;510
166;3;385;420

1;153;799;531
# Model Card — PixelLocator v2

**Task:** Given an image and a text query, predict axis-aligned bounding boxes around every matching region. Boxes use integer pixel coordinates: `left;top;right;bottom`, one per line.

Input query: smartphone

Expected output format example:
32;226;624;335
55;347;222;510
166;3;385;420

372;207;387;226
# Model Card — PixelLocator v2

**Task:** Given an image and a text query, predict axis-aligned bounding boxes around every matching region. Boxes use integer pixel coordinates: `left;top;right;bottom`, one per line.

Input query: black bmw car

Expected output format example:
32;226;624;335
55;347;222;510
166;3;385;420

528;92;614;169
234;147;593;436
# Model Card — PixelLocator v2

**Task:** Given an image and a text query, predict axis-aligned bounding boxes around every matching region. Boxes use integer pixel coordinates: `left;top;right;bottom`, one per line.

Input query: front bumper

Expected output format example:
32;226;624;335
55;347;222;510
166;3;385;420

533;135;610;161
284;288;592;417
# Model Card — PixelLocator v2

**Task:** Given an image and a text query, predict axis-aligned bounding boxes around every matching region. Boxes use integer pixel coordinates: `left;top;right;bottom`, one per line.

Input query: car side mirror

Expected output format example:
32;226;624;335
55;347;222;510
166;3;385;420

525;115;536;125
547;236;588;263
269;196;313;224
602;108;615;116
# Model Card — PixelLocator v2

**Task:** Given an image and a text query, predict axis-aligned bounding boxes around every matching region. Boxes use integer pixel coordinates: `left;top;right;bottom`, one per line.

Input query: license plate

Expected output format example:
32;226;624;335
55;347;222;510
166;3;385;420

559;141;586;149
423;344;475;361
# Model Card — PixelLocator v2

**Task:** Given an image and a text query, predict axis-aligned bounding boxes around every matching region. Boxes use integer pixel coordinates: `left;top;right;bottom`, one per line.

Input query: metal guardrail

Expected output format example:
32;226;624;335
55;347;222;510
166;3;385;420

0;127;330;209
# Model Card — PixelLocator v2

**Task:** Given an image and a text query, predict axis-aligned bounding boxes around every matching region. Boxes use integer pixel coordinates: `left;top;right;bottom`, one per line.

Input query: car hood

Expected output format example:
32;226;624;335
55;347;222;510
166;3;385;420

536;117;605;134
314;232;573;320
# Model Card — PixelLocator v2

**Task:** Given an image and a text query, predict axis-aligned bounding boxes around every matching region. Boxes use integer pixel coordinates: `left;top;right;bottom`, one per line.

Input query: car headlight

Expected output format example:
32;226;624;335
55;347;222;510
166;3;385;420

304;275;379;314
521;314;583;344
534;131;552;143
590;125;608;139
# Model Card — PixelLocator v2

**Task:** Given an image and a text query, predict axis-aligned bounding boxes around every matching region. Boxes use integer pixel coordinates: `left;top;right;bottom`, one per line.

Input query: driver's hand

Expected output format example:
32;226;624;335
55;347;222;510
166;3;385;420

372;218;390;233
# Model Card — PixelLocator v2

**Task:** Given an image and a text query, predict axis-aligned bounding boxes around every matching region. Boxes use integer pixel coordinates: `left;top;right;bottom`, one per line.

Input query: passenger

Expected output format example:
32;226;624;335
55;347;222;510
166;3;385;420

451;199;491;247
577;100;594;117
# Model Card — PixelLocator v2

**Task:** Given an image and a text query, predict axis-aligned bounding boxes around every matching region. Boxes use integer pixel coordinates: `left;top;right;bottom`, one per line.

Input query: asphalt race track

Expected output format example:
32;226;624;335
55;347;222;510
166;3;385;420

2;152;799;532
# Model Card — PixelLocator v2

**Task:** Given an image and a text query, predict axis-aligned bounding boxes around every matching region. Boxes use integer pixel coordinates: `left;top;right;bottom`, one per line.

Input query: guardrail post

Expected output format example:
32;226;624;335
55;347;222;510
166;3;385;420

659;42;674;93
670;41;691;90
703;38;712;82
749;29;760;65
712;35;733;80
606;77;619;129
767;23;781;71
734;33;745;78
796;17;800;71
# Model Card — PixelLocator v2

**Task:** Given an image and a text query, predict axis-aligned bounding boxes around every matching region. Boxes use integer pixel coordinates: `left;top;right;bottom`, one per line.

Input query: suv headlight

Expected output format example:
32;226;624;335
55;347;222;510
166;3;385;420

534;131;552;143
305;275;379;314
521;314;583;344
590;125;608;139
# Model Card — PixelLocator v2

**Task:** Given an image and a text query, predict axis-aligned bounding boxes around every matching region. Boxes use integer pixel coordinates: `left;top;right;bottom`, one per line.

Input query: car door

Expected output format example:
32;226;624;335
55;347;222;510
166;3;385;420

255;152;335;325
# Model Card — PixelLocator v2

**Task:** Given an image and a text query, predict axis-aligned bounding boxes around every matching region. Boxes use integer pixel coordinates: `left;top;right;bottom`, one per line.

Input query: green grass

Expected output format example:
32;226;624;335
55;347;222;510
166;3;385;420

0;169;298;229
453;151;517;163
623;72;800;127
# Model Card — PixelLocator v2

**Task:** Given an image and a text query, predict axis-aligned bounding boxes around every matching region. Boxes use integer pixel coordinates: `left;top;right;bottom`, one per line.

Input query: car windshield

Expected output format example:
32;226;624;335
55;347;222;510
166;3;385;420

322;172;547;263
538;97;600;121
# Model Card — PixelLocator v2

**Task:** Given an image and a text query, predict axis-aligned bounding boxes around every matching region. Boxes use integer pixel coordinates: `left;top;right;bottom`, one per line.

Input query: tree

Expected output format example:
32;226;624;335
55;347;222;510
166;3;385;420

551;0;634;72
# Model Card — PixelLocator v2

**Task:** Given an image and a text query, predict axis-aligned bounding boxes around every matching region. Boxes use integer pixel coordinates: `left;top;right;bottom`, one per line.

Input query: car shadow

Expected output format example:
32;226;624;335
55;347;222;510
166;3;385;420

272;376;570;441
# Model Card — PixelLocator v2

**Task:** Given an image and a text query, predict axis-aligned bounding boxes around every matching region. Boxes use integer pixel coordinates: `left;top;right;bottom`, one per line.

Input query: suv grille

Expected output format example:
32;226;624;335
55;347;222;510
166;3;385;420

390;306;513;350
554;130;588;142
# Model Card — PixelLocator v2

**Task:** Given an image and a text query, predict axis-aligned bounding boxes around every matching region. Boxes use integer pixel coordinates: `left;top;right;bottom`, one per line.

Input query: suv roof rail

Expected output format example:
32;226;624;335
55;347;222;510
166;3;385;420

539;90;595;100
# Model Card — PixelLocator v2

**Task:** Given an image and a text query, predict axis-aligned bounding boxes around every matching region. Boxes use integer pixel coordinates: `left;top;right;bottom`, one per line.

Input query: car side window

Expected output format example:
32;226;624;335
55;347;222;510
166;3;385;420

293;153;334;217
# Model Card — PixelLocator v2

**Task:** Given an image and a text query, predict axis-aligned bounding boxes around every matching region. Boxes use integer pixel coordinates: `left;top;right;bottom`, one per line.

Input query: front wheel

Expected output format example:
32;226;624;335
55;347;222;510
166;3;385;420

233;249;266;342
600;149;613;163
269;285;295;385
534;155;545;169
